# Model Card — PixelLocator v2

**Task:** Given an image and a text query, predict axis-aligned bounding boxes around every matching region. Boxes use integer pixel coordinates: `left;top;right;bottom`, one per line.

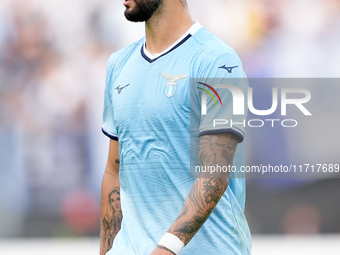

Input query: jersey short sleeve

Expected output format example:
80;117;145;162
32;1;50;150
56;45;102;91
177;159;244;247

102;54;118;141
197;51;248;142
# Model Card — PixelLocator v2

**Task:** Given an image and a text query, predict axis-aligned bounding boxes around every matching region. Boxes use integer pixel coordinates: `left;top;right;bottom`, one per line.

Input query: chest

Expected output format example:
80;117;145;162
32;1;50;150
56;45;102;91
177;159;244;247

110;58;192;115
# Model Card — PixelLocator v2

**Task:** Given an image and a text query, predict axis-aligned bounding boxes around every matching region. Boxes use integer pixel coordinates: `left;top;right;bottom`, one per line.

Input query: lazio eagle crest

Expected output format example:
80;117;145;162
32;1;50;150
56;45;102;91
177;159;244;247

161;73;189;98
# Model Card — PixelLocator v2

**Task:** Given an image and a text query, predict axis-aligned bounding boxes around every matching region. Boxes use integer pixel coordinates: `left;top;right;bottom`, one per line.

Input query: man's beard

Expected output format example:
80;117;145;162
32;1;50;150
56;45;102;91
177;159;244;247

124;0;163;22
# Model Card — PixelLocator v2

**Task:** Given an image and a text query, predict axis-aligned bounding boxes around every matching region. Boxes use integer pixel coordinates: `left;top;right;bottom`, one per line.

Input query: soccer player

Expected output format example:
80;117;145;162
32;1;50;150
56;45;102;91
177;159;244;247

100;0;251;255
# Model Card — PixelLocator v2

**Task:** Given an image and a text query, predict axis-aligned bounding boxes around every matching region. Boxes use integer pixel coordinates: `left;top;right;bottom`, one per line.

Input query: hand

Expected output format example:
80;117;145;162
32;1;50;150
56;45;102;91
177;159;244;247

149;246;175;255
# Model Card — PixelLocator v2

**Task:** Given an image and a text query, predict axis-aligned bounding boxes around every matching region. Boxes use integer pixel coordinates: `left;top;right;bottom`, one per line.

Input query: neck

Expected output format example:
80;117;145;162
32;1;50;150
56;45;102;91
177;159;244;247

144;1;194;55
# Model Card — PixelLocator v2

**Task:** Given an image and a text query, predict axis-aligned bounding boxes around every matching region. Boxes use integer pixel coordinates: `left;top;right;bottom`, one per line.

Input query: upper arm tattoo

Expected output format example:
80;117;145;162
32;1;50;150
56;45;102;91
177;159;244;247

199;133;238;171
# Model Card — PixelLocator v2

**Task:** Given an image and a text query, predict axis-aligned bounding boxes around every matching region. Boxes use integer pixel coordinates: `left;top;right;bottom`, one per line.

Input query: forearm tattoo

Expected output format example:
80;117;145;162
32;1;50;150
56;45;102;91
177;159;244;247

168;134;238;244
100;187;122;254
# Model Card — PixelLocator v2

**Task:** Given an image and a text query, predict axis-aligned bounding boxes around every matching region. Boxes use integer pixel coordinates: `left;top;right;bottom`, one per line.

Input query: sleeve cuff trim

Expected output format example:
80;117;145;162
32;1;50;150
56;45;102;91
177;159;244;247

102;127;118;141
199;127;244;143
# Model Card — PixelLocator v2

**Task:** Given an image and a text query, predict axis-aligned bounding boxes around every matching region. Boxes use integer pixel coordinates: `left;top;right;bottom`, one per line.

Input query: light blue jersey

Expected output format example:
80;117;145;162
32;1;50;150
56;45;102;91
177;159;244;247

102;22;251;255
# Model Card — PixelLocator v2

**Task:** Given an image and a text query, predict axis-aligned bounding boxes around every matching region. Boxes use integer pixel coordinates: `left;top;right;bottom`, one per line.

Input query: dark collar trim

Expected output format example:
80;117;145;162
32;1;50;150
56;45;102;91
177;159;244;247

141;34;192;63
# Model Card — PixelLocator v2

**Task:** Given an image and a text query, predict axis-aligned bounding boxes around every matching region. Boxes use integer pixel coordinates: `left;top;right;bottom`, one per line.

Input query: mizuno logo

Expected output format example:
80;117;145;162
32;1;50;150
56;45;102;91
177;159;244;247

219;65;239;73
115;84;130;94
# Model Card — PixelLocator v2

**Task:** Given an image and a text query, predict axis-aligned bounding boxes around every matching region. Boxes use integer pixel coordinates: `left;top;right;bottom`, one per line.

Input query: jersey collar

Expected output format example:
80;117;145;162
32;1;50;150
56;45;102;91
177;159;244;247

141;21;202;63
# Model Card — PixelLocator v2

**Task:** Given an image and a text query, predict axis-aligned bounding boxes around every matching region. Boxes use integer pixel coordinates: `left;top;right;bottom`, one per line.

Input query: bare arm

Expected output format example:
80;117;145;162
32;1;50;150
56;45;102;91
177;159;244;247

167;133;238;245
100;139;122;255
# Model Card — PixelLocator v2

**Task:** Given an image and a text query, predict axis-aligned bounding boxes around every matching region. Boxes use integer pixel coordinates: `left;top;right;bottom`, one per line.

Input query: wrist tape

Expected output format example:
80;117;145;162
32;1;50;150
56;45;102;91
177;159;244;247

157;233;185;255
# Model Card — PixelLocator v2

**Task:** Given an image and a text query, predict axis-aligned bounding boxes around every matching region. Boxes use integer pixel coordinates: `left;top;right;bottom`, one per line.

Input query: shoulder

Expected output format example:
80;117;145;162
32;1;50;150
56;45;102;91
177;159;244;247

192;27;239;57
105;38;144;92
107;38;144;72
192;27;242;67
190;27;244;78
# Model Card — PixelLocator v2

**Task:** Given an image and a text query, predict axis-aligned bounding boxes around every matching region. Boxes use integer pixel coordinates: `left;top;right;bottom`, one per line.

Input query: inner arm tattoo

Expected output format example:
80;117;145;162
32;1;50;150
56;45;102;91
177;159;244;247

101;187;122;254
168;134;238;244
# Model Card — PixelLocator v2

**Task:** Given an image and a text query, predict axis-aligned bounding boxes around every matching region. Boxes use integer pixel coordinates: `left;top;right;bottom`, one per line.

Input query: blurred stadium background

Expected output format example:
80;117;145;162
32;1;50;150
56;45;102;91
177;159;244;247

1;0;340;254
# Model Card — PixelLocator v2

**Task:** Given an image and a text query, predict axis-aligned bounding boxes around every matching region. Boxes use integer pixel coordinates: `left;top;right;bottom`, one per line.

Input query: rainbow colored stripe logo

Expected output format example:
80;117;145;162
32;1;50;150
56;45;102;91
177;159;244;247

197;82;223;106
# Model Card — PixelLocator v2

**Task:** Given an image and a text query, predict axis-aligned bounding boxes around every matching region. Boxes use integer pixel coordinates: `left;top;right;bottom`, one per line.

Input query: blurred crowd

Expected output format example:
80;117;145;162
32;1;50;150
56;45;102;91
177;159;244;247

0;0;339;237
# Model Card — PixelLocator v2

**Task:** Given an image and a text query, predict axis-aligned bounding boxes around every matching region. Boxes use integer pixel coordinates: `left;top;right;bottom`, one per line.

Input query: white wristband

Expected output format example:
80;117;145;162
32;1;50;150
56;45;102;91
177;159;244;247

157;233;185;255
